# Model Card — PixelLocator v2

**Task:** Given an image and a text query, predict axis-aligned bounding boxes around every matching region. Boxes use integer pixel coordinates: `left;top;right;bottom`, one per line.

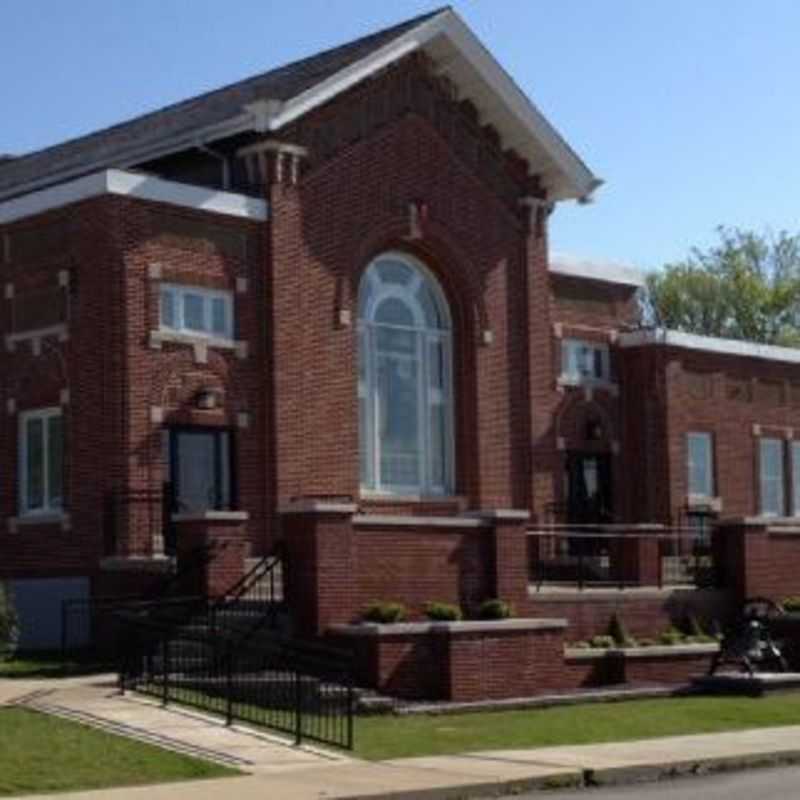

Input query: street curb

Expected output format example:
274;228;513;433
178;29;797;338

334;749;800;800
585;749;800;787
334;770;584;800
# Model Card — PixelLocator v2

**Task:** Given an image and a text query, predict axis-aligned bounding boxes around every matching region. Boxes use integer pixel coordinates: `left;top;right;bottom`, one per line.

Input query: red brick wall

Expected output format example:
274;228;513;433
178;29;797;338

625;346;800;523
354;524;493;619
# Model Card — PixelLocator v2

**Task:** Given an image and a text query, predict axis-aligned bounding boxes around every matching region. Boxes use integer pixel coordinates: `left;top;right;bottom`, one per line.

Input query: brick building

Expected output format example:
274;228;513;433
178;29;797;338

2;7;800;679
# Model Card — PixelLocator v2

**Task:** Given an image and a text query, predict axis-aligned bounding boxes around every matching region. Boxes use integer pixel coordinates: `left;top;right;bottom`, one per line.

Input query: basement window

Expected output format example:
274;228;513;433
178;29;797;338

160;284;233;340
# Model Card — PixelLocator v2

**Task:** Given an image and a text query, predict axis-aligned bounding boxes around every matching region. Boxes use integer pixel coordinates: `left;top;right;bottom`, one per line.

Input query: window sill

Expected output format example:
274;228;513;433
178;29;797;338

360;492;465;504
171;510;249;523
8;512;71;532
557;375;618;394
6;324;69;351
150;329;236;349
687;494;723;512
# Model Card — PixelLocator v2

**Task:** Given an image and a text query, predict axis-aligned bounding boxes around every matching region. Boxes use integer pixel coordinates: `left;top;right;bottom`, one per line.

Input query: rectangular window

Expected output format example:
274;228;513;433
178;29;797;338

687;432;714;497
759;438;785;517
159;284;233;340
169;428;233;514
561;339;611;384
792;442;800;516
20;408;64;515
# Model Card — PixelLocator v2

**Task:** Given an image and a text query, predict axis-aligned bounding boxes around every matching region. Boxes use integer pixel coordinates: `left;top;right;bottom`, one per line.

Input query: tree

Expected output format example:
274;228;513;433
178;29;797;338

644;227;800;346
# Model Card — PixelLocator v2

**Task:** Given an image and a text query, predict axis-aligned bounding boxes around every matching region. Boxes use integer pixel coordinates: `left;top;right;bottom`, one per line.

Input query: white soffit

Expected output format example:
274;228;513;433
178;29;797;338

266;9;601;202
619;328;800;366
0;169;268;225
550;254;645;287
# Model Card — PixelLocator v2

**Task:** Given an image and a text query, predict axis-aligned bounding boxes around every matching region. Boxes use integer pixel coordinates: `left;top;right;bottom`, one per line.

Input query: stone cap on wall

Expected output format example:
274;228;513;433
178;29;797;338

330;618;568;636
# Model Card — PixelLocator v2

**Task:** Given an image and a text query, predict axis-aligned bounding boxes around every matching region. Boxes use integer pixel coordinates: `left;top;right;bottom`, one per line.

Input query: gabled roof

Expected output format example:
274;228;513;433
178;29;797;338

0;8;600;204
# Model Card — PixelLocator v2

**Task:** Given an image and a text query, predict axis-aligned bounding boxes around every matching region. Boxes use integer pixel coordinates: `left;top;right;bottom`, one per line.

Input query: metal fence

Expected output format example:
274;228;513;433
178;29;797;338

528;525;716;590
119;615;354;750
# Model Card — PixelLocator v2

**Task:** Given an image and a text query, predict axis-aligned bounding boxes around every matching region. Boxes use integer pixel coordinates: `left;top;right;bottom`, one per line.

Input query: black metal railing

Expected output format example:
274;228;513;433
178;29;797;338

528;525;716;590
206;544;286;641
119;615;354;750
61;542;218;657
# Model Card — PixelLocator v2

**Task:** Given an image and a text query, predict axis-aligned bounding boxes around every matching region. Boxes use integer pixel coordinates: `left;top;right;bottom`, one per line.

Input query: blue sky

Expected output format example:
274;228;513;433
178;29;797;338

2;1;799;271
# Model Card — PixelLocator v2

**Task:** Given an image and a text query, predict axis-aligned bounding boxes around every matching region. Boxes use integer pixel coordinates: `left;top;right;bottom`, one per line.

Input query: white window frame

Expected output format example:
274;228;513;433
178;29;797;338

759;437;786;517
159;284;234;341
19;407;64;516
560;338;611;386
358;253;454;497
687;432;714;499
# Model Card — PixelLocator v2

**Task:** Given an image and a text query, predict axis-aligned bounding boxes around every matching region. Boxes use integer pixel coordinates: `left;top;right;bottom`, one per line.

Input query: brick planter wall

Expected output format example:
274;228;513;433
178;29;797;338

330;619;568;701
564;644;718;688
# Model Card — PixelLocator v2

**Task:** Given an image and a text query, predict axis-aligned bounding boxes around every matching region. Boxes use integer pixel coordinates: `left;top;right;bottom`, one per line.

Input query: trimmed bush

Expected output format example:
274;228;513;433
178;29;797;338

782;596;800;613
659;626;686;646
0;583;19;661
477;599;513;620
423;602;462;622
637;638;657;648
589;635;615;649
362;601;408;624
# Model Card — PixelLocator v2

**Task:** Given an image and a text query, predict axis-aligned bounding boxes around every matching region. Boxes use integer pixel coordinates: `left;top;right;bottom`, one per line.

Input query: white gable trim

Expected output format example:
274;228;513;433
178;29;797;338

619;328;800;366
550;254;645;287
0;169;268;225
266;9;600;202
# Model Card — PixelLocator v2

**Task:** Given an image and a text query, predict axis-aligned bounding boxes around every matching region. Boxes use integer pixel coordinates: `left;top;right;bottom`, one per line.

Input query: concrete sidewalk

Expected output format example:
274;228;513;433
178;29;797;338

5;677;800;799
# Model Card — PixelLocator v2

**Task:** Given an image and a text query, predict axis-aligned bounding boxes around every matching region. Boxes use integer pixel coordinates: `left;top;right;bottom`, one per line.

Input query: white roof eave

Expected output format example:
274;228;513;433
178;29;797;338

619;328;800;367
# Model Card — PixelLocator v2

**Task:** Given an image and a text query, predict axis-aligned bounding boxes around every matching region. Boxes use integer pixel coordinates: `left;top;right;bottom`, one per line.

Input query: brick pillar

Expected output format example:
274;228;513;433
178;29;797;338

282;502;357;637
173;513;248;597
713;518;770;602
487;510;531;611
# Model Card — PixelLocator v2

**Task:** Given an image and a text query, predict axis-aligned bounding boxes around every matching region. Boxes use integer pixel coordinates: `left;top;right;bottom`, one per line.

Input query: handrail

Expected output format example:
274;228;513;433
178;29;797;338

117;610;354;749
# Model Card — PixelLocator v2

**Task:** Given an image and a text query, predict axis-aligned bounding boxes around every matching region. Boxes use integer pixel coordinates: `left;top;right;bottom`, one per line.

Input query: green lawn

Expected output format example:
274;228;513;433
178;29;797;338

0;708;237;796
354;694;800;760
0;651;109;679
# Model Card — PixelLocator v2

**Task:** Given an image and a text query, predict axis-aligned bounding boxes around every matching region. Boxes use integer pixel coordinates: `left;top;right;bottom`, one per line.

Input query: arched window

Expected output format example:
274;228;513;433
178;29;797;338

358;253;453;495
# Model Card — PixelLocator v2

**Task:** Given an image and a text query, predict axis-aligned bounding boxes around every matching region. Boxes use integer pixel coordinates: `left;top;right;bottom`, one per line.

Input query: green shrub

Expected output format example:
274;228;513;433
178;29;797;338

782;596;800;612
637;638;656;648
571;641;591;650
477;599;513;620
423;602;462;622
607;613;636;647
0;583;18;661
659;626;686;646
589;635;616;649
363;601;408;624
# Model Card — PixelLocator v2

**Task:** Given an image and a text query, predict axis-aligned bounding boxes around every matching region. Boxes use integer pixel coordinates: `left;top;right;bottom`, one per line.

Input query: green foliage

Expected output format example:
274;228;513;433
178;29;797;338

658;626;686;646
643;226;800;346
0;583;19;661
589;635;616;649
477;599;513;620
607;613;636;647
782;596;800;612
362;601;408;624
423;602;462;622
637;638;656;648
571;641;591;650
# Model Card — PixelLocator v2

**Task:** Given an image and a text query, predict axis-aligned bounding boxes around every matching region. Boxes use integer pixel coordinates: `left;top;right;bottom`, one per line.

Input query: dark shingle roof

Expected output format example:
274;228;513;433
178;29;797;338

0;8;447;200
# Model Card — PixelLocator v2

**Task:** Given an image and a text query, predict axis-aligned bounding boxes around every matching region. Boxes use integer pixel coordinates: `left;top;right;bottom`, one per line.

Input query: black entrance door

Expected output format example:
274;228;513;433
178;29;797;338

566;453;613;524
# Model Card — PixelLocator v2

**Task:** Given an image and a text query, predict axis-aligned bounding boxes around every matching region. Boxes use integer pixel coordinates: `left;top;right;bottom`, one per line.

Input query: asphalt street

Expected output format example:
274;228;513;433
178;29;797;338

501;765;800;799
